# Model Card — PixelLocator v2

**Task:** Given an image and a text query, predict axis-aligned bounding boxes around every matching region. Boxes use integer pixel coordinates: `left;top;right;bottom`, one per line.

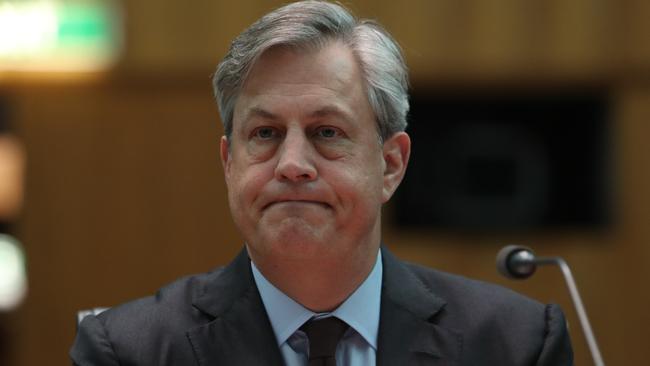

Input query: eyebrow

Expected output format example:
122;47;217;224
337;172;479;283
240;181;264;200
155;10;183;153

243;105;353;124
243;107;279;122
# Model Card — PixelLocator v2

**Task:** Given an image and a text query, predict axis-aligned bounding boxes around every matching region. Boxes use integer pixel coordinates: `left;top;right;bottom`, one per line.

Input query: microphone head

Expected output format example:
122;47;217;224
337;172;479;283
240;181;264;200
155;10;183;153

496;245;537;279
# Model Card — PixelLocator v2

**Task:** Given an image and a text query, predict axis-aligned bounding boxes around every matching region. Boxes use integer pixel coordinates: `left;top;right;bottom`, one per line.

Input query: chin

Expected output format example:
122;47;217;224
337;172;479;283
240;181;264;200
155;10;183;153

258;220;335;258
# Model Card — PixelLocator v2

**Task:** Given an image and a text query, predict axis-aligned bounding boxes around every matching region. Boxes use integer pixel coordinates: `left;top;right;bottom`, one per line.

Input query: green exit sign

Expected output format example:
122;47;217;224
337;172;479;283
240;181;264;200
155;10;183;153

0;0;122;72
59;5;111;44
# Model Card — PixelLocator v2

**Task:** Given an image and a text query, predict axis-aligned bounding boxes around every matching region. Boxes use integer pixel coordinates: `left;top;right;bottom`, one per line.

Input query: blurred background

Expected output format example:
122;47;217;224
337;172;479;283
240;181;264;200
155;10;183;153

0;0;648;364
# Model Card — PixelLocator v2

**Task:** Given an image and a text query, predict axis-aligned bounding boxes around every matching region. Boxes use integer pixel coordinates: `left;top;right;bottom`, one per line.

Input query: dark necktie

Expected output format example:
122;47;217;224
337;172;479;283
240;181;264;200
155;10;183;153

301;317;349;366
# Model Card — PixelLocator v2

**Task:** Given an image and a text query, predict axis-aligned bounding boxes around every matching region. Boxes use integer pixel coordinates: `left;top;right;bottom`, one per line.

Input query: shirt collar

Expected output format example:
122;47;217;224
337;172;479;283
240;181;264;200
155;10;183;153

251;251;383;349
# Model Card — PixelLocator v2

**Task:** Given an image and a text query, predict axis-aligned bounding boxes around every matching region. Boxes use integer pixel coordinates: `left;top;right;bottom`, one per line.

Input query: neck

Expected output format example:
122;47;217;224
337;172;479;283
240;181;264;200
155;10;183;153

249;241;380;312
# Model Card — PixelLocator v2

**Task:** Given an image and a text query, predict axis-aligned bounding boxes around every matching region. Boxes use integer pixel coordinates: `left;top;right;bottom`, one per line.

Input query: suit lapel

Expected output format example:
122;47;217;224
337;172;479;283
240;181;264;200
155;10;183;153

184;247;462;365
377;248;462;366
186;249;284;366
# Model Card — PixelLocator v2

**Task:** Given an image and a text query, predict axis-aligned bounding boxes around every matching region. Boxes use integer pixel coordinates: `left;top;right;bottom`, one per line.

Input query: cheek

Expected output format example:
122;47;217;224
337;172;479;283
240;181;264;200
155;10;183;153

314;139;355;160
329;159;384;205
246;140;278;161
228;161;271;207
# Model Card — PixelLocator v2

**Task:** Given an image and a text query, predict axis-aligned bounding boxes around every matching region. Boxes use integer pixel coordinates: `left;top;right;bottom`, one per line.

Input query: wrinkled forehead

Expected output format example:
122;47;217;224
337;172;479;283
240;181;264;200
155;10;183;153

245;43;361;91
241;38;360;90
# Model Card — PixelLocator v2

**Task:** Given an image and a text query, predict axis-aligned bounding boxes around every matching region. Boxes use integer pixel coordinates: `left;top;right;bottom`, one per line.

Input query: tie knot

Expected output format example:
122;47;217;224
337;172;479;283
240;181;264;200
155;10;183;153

301;317;349;363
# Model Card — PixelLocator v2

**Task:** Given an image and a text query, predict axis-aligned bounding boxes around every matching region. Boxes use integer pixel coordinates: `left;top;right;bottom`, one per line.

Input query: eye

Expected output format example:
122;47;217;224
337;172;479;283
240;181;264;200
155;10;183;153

252;126;278;140
315;126;342;139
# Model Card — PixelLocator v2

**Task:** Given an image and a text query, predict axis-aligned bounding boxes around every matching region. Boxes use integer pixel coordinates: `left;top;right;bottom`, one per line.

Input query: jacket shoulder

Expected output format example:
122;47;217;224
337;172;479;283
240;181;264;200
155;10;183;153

71;267;225;365
405;261;544;312
403;262;573;365
103;270;215;327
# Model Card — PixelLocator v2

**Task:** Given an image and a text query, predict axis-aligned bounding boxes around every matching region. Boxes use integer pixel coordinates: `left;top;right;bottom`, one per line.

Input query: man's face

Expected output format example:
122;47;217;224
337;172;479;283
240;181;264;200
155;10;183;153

221;42;409;265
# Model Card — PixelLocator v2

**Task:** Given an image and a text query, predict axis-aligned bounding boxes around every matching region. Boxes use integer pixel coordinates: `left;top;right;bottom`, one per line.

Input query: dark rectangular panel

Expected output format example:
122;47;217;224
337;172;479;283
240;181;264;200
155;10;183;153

393;88;611;231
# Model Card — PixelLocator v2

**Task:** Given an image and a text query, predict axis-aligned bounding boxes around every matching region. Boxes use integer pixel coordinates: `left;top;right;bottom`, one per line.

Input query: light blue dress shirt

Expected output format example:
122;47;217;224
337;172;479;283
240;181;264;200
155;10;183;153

251;251;382;366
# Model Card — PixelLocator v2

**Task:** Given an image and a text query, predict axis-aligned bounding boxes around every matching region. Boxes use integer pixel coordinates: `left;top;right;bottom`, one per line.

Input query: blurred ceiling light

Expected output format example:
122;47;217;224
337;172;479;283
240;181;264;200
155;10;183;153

0;0;122;73
0;234;27;311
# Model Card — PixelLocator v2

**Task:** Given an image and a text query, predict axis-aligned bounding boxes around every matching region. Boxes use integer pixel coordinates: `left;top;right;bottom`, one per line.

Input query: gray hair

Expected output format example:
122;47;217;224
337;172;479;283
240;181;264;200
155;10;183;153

212;0;409;142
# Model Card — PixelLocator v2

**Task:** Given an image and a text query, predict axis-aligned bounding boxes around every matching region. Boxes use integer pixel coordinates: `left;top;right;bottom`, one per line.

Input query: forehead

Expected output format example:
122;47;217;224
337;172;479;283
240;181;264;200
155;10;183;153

233;42;372;123
246;43;359;88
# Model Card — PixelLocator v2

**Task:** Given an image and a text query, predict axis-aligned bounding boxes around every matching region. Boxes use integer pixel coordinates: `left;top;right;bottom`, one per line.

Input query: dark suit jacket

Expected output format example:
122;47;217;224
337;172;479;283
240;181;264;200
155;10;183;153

70;247;573;365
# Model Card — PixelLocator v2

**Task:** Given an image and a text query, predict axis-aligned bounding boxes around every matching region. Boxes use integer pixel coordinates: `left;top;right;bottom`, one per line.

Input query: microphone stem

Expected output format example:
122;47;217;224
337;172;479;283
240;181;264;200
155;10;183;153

541;257;605;366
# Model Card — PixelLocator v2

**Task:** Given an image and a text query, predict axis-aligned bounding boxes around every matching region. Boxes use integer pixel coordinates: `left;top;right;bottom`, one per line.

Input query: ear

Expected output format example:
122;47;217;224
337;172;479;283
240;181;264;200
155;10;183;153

220;136;231;181
381;132;411;203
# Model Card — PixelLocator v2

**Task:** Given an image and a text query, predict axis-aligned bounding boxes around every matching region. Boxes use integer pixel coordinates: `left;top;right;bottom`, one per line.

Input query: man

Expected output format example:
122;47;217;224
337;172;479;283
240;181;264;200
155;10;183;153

71;1;573;365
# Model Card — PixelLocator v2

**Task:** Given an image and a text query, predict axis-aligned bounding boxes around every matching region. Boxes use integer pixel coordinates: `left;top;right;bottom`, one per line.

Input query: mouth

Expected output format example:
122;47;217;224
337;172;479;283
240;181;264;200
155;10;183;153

263;200;331;210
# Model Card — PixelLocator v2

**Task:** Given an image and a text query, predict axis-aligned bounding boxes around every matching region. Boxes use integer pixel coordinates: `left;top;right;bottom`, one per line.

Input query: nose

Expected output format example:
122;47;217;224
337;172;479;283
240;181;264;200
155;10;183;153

274;129;317;183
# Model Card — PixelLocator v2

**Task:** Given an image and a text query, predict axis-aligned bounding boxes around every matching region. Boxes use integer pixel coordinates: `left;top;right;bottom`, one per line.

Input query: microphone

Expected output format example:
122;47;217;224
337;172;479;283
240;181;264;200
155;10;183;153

496;245;605;366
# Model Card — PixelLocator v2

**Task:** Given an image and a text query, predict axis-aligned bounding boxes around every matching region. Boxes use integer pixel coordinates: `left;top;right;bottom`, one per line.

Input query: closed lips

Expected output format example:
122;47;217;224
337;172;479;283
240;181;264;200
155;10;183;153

263;200;330;209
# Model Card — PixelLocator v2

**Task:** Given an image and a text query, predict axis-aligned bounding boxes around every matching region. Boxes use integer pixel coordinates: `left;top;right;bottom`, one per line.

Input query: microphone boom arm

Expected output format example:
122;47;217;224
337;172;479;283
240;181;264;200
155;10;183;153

497;245;605;366
540;256;604;366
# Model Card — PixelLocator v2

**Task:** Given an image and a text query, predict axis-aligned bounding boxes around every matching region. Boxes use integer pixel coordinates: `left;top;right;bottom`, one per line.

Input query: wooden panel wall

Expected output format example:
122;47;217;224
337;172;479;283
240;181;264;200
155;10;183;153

1;1;649;365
